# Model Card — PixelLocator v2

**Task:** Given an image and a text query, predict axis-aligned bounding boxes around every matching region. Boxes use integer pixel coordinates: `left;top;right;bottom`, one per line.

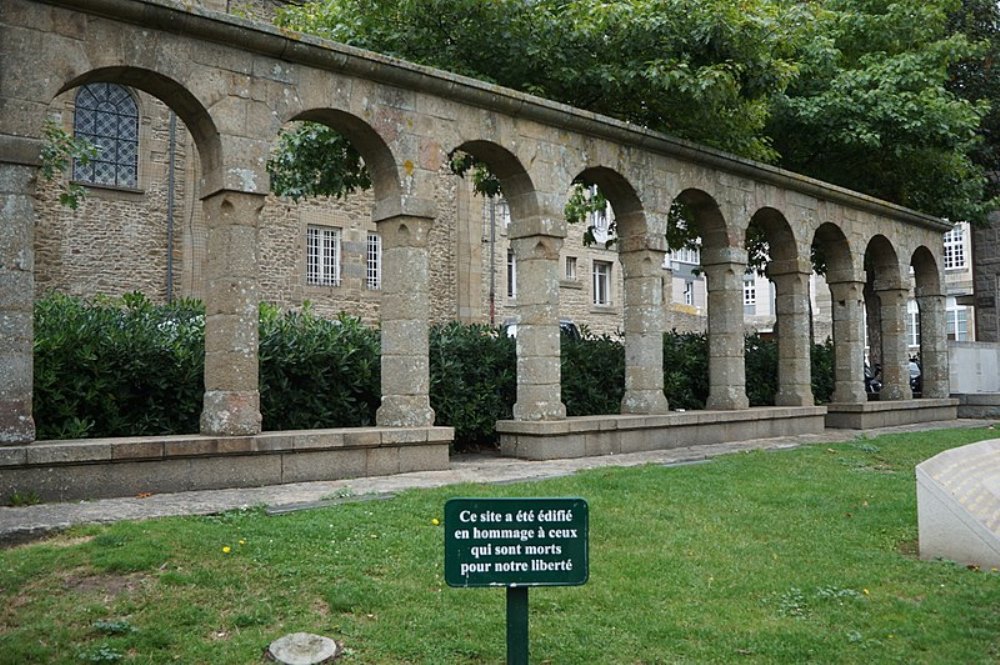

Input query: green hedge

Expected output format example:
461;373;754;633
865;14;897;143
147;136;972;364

32;294;835;448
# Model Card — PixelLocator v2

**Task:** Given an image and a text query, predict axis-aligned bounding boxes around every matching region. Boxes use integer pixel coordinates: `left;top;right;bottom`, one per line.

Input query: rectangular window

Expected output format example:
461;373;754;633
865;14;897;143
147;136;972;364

366;232;381;290
943;224;966;270
683;281;694;306
306;225;341;286
669;243;702;266
743;277;756;306
907;300;921;348
565;256;577;281
593;260;612;306
507;249;517;299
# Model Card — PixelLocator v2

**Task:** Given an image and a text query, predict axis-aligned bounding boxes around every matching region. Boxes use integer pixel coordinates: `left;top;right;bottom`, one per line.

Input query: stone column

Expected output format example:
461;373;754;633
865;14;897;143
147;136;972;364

702;249;749;410
619;244;669;414
828;280;867;404
200;190;264;436
511;234;566;421
767;260;814;406
376;215;435;427
877;286;912;401
0;141;39;445
917;293;950;398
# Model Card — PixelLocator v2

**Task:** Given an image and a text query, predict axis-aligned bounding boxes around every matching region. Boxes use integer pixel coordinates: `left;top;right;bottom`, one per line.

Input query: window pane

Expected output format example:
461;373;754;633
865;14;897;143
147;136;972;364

72;83;139;188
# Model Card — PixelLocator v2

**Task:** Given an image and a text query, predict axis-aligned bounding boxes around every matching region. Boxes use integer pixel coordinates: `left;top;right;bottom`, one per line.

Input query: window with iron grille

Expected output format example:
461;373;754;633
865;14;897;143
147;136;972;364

943;225;966;270
366;232;381;290
593;260;612;306
306;225;341;286
73;83;139;188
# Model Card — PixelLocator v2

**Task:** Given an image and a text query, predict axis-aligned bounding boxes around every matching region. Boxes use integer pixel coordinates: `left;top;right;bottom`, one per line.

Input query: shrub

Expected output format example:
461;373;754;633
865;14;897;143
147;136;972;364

811;337;835;403
561;331;624;416
33;292;204;439
744;333;778;407
429;322;515;448
258;303;380;430
662;330;709;410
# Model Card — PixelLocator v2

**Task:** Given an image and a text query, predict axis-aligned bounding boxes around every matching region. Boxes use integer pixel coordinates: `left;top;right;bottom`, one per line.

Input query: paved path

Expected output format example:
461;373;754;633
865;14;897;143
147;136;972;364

1;419;994;546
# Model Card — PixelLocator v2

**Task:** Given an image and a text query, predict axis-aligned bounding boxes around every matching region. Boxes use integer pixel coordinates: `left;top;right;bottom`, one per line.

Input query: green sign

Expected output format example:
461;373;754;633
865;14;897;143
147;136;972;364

444;497;589;588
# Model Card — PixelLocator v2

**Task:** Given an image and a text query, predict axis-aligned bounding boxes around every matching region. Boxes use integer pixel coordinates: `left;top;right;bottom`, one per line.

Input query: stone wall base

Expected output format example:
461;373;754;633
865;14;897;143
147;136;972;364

953;393;1000;419
0;427;453;502
825;399;959;430
497;407;827;461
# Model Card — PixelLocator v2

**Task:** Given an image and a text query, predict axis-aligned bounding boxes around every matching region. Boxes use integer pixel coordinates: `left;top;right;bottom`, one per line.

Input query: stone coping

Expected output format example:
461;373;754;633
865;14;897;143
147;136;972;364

497;406;828;436
825;398;959;414
0;427;455;468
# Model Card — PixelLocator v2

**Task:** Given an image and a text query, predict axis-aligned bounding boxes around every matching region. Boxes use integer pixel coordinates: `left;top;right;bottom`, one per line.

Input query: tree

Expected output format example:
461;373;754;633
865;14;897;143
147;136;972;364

768;0;997;223
270;0;997;226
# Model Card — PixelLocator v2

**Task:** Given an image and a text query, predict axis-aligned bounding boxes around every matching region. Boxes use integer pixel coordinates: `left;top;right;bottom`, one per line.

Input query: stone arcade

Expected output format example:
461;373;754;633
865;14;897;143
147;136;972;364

0;0;958;499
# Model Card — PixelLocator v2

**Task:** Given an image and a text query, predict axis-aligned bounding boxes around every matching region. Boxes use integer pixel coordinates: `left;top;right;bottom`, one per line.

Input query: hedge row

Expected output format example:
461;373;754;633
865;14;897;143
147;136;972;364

33;293;834;448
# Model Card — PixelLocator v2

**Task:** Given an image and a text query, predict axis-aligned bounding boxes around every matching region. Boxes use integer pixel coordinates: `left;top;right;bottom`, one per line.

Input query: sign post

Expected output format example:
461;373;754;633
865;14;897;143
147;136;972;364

444;497;589;664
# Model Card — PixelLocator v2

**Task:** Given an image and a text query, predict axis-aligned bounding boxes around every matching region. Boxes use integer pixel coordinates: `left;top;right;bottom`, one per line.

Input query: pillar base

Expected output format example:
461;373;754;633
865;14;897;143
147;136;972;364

376;396;435;428
0;401;35;445
200;390;262;436
621;390;669;415
775;390;814;407
513;400;567;422
706;391;749;411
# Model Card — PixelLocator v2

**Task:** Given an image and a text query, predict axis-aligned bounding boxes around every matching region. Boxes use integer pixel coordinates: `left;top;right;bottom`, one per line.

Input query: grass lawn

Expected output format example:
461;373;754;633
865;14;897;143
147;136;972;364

2;426;999;664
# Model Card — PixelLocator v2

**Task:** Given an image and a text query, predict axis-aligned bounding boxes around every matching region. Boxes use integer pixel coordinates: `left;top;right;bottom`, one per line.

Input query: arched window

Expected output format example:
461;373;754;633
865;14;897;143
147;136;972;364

73;83;139;188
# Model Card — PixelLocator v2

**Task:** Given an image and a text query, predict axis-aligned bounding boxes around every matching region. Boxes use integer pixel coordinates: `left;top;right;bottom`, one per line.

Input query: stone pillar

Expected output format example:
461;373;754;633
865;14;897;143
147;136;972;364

767;260;814;406
619;245;669;414
917;293;950;398
702;250;749;410
0;143;39;445
200;190;264;436
376;215;435;427
877;287;912;401
511;234;566;421
828;280;867;404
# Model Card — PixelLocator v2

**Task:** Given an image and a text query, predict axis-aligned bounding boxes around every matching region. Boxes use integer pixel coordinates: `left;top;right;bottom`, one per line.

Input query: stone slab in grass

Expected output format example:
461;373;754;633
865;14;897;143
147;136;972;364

917;438;1000;569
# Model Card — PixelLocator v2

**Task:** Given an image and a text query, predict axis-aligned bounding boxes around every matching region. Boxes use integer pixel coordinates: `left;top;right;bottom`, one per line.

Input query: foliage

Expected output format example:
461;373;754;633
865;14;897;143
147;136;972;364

769;0;998;223
429;322;515;447
662;330;710;410
258;303;381;430
947;0;1000;199
811;336;836;404
266;123;371;202
2;428;998;663
272;0;997;223
744;332;779;406
33;296;837;443
39;118;99;210
561;331;625;415
33;292;205;439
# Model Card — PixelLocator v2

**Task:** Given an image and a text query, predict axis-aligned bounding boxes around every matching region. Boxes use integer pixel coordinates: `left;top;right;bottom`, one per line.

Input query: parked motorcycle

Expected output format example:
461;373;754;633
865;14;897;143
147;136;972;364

864;362;882;396
909;357;922;397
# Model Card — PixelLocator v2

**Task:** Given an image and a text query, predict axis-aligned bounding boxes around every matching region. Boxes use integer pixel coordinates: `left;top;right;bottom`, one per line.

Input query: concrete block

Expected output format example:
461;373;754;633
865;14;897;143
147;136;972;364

282;449;366;483
26;442;111;465
399;444;449;472
366;446;401;476
917;439;1000;569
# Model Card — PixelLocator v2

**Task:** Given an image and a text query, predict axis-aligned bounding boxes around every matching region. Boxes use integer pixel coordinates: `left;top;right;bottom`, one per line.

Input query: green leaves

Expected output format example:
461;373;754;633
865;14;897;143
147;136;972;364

39;119;99;210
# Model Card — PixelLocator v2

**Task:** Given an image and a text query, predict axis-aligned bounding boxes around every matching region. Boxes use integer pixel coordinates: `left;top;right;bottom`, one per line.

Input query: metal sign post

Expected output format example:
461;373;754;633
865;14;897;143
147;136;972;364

444;497;589;664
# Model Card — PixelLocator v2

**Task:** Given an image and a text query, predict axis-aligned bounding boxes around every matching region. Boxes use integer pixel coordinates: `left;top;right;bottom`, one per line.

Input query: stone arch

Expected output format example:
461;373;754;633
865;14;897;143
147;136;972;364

865;235;911;400
672;188;748;410
575;166;668;415
910;245;949;397
290;108;404;221
450;139;540;226
748;207;813;406
673;188;729;253
58;67;222;190
450;139;565;421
